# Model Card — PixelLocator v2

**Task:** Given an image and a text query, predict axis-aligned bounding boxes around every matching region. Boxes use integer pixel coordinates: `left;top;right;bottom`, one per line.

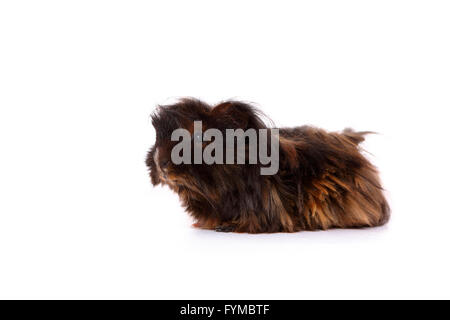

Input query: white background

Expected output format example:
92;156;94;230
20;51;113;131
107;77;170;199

1;1;449;299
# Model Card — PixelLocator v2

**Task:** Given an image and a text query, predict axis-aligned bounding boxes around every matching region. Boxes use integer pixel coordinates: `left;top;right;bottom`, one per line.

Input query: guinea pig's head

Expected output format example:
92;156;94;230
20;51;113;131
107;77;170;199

146;98;268;189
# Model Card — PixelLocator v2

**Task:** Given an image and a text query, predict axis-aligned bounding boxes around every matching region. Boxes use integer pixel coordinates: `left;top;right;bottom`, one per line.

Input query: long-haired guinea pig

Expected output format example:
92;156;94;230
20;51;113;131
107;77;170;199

146;98;389;233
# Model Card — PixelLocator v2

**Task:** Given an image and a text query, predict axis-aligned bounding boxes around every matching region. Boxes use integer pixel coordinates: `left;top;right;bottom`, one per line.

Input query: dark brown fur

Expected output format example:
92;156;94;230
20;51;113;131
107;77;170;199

146;98;390;233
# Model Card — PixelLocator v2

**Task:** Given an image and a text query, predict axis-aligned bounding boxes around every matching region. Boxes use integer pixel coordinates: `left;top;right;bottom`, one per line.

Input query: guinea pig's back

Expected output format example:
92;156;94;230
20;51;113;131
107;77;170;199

278;126;390;230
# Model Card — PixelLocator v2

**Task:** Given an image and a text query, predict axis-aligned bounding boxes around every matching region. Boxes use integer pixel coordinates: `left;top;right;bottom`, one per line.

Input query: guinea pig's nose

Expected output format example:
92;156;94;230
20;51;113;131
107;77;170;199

160;158;169;169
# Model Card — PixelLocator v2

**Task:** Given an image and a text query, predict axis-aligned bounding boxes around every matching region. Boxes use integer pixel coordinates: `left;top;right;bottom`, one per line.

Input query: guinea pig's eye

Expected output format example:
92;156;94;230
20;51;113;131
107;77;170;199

192;131;202;143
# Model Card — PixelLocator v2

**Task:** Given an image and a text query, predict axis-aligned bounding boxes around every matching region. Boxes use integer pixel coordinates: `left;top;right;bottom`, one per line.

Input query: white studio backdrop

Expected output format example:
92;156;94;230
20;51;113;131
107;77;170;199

0;1;449;299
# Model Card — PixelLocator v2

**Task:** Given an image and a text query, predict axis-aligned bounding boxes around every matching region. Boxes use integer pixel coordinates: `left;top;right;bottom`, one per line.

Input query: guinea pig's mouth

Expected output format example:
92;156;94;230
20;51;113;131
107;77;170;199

157;166;173;185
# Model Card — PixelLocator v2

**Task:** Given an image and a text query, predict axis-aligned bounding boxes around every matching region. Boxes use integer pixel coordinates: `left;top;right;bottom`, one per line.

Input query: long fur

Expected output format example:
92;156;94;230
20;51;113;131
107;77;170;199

146;98;390;233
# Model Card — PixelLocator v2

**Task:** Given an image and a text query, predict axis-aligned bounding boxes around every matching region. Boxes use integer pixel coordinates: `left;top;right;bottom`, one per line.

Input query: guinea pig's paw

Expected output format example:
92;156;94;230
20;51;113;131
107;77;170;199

192;222;203;228
215;224;236;233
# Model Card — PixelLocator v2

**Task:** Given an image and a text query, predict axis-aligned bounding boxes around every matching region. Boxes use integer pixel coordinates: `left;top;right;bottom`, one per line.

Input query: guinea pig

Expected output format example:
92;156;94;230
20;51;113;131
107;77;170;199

146;98;390;233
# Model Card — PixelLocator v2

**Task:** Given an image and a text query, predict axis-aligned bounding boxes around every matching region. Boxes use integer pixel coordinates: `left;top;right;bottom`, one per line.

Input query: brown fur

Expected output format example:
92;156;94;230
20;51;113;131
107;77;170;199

146;98;390;233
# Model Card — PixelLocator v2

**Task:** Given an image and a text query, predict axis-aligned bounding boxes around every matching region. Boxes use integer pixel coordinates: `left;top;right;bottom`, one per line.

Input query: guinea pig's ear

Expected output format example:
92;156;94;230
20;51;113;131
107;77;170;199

212;101;265;129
